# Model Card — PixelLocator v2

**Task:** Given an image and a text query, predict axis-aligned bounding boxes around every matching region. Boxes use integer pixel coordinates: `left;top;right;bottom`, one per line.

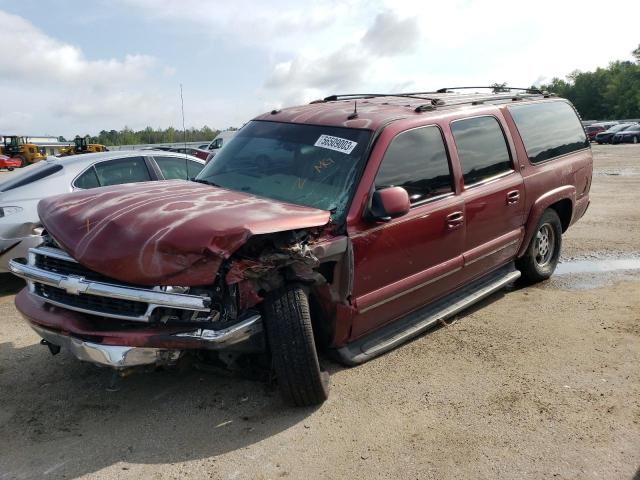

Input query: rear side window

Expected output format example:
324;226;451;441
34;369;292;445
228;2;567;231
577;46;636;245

187;160;204;177
74;167;100;189
94;157;151;186
508;101;589;164
155;156;189;180
451;116;512;186
375;126;453;204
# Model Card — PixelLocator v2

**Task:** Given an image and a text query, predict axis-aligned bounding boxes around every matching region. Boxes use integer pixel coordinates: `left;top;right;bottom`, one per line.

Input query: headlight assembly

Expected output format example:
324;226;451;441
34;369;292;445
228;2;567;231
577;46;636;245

0;206;23;218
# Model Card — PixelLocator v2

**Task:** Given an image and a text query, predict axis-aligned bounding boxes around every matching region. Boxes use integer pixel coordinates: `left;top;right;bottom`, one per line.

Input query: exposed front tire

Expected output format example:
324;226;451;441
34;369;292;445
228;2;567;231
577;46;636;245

516;209;562;283
262;285;329;407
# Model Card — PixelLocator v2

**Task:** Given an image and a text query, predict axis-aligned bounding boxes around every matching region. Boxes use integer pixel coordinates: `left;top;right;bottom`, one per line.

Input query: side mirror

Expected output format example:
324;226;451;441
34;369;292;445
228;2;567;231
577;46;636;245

369;187;410;221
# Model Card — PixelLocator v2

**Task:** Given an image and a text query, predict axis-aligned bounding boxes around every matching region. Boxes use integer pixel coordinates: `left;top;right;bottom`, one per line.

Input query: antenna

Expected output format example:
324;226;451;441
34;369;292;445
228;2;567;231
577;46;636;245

348;100;358;120
180;83;188;170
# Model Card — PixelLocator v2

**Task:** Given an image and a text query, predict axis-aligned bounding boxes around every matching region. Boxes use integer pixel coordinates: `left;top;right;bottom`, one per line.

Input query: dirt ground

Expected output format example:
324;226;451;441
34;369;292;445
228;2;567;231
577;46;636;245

0;145;638;480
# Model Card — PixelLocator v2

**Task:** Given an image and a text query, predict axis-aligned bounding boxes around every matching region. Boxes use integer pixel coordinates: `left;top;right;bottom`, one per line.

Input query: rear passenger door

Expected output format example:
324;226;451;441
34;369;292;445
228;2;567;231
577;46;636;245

73;157;153;189
350;125;465;339
153;156;205;180
450;115;524;278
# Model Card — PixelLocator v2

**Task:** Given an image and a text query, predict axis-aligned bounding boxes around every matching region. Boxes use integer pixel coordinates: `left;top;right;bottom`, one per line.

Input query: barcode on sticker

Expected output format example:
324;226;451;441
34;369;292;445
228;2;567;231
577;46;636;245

314;135;358;154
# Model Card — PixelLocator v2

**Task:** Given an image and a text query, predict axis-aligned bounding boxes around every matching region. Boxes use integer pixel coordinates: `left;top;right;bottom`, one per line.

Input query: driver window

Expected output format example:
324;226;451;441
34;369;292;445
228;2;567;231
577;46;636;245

375;126;453;205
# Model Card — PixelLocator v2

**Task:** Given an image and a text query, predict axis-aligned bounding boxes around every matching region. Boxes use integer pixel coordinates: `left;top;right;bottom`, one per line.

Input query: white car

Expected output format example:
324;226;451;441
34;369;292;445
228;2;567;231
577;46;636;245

0;150;204;271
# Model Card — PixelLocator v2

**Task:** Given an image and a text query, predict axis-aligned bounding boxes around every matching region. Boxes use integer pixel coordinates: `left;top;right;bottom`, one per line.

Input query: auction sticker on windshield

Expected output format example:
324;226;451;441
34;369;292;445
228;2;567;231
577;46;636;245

314;135;358;154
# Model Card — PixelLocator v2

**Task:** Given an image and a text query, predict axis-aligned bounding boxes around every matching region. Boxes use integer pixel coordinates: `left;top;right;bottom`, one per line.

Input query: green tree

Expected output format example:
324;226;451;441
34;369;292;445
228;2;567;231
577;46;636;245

539;46;640;120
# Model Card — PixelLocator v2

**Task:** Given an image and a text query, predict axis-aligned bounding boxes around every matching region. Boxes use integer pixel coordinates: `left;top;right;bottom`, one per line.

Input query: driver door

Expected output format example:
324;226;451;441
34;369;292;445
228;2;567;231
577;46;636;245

349;125;465;339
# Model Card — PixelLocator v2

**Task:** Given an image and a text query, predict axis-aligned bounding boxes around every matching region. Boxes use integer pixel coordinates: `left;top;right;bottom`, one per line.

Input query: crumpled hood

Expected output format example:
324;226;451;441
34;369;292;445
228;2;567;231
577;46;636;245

38;180;330;286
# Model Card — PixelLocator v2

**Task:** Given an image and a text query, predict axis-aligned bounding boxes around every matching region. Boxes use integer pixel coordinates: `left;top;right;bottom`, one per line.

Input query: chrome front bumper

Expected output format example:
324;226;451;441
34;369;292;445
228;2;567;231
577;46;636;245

28;314;263;369
32;323;183;368
8;247;211;322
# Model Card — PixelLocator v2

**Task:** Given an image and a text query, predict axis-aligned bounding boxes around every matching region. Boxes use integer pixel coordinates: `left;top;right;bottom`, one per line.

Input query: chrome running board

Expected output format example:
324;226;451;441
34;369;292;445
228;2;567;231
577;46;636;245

335;263;521;366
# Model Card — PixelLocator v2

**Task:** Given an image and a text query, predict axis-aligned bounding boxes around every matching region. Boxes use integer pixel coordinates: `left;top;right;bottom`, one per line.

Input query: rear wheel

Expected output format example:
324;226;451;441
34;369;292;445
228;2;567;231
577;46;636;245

262;284;329;407
516;209;562;283
7;167;14;171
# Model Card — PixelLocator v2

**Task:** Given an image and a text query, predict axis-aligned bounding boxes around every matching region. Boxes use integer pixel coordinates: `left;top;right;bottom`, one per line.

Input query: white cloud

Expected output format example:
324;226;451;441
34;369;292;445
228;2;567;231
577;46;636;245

262;10;423;103
361;11;420;57
118;0;362;48
0;10;155;86
1;0;639;138
0;9;176;137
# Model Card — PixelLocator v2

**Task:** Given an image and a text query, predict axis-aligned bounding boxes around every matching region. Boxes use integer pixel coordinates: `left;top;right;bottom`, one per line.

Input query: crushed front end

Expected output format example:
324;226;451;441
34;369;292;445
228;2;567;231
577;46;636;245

10;239;266;370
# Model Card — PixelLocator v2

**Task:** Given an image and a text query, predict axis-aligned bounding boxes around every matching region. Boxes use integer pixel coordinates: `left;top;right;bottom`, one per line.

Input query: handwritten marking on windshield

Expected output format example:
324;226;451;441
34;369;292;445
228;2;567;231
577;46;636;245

314;158;335;174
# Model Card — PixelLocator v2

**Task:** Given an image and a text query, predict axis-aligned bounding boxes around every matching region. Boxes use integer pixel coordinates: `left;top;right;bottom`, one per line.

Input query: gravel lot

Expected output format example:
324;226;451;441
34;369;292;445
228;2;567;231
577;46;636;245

0;145;639;480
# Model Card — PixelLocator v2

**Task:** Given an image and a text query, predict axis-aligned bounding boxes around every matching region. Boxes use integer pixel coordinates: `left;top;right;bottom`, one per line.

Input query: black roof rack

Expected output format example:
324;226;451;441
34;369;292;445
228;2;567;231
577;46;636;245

317;88;554;116
435;86;543;94
322;87;544;103
323;93;441;102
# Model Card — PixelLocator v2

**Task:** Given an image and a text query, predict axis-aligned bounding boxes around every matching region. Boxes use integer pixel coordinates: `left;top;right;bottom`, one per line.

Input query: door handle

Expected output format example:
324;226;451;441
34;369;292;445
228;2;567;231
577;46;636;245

506;190;520;205
446;211;464;229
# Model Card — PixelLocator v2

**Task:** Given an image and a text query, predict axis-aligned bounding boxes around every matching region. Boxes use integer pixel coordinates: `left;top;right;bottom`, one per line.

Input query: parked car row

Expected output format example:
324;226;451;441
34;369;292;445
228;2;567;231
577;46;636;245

611;125;640;144
594;122;640;144
0;150;204;271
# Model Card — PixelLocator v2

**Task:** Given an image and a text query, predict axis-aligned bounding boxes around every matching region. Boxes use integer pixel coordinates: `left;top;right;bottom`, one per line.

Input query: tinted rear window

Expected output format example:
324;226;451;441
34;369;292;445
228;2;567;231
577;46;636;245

74;166;101;189
0;162;63;192
508;101;589;164
450;116;513;185
94;157;151;186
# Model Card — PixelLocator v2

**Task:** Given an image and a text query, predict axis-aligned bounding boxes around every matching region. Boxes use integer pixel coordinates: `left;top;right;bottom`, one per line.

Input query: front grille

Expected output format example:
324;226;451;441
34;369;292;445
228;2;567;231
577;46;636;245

35;254;134;286
35;283;148;318
22;246;211;323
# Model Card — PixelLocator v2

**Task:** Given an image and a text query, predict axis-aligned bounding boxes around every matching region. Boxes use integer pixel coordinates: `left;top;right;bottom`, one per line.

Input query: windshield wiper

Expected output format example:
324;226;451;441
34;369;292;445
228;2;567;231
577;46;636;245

191;178;222;188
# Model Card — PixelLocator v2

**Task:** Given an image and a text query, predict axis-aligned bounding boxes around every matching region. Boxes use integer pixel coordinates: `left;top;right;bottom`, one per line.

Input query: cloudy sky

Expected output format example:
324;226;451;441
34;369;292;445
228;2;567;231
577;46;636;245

0;0;638;138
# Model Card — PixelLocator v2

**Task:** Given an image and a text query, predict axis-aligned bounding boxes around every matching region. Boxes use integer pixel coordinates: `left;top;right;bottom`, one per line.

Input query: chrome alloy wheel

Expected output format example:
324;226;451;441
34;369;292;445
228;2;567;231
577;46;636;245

534;223;555;267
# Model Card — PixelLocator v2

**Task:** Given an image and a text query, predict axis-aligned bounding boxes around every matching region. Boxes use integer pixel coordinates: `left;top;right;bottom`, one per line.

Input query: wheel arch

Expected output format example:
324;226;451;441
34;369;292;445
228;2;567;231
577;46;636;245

548;198;573;233
517;186;575;258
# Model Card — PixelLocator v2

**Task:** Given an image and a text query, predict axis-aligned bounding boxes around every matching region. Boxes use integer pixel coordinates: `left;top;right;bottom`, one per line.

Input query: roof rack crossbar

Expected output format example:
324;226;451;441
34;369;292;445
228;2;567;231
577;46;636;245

435;86;543;94
426;92;543;109
323;93;440;103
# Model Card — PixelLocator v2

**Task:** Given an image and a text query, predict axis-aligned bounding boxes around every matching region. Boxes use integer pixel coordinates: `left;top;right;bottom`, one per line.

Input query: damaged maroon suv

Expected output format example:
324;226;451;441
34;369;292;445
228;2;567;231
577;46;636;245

10;88;592;406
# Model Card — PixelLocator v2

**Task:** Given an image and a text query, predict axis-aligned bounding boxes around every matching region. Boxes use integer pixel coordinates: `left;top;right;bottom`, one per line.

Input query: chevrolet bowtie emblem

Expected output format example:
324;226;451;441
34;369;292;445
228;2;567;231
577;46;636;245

59;275;88;295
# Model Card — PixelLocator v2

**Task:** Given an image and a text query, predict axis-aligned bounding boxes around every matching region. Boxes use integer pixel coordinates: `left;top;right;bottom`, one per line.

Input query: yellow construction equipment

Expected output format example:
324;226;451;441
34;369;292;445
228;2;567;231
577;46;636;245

0;136;46;167
58;136;108;156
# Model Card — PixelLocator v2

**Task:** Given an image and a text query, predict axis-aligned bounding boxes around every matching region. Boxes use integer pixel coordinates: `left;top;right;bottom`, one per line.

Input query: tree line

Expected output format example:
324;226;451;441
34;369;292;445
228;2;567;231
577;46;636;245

59;126;239;146
537;45;640;120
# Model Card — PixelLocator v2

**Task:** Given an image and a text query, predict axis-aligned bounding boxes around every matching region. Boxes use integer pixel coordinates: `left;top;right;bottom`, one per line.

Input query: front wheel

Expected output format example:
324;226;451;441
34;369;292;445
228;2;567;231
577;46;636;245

633;136;638;144
262;285;329;407
516;209;562;283
15;155;27;168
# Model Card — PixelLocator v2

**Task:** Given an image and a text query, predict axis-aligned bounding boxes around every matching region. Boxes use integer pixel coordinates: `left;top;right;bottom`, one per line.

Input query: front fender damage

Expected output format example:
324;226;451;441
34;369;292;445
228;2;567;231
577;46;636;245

224;231;355;347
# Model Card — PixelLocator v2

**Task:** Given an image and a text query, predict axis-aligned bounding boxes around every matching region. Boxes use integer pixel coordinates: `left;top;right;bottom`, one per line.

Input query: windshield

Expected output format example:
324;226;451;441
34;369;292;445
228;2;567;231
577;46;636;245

196;120;372;220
